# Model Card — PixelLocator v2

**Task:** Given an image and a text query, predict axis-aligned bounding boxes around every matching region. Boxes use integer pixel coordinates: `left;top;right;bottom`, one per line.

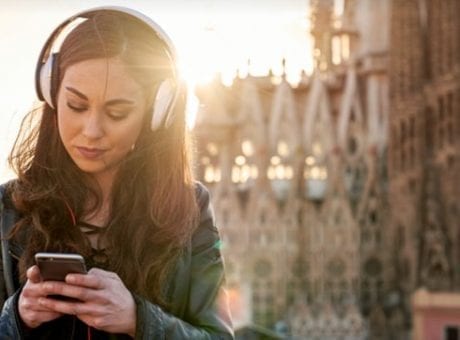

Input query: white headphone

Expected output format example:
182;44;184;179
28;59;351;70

35;6;179;130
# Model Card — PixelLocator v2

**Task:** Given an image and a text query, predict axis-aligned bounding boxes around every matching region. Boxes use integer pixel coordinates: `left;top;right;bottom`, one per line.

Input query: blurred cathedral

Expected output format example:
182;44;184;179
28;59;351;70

193;0;460;339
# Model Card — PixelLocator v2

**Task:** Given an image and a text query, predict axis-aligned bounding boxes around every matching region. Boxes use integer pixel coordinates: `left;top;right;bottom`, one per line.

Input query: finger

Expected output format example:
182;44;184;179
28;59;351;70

41;281;97;302
21;301;60;313
66;271;108;290
33;310;63;322
22;280;48;299
38;298;102;316
88;268;120;280
91;268;119;281
26;265;42;283
20;293;58;312
21;284;42;299
78;313;111;330
21;310;63;328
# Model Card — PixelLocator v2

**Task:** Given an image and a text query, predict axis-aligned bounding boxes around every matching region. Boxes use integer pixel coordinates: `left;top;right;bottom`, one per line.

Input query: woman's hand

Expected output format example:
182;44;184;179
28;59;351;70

18;266;63;328
37;268;137;336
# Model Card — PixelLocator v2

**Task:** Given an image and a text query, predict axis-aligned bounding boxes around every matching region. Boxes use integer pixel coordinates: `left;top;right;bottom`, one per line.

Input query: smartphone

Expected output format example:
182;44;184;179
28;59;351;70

35;252;87;282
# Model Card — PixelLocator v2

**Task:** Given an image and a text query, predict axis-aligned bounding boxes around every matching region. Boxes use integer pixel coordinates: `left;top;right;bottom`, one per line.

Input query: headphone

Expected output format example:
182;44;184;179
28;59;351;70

35;6;179;130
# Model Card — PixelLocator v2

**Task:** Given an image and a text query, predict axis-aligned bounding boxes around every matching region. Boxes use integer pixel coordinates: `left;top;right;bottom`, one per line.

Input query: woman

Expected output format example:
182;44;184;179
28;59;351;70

0;7;233;339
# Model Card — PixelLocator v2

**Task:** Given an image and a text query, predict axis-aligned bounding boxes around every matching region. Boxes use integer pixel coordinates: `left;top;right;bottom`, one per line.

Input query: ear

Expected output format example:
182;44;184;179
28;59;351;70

151;79;175;130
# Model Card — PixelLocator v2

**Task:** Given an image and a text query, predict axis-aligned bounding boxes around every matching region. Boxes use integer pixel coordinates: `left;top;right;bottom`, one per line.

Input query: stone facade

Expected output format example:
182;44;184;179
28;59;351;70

193;0;459;339
386;0;460;339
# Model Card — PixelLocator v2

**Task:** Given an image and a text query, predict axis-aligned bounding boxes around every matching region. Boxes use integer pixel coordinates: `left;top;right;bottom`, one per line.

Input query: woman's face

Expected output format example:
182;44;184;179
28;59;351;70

57;57;147;181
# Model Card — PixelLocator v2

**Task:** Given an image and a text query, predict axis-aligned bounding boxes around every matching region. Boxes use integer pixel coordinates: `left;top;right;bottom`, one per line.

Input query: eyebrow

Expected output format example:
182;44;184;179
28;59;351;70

65;86;136;106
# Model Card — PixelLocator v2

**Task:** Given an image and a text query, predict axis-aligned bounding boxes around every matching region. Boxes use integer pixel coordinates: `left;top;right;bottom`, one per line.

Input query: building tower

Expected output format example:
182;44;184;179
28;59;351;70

387;0;460;337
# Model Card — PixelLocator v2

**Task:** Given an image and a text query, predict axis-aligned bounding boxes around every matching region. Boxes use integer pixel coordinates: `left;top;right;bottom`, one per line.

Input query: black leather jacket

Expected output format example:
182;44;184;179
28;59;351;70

0;181;234;339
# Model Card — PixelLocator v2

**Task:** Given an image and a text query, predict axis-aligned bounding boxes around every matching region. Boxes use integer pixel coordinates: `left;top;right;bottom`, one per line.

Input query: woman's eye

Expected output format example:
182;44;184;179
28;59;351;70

107;110;129;121
67;102;87;112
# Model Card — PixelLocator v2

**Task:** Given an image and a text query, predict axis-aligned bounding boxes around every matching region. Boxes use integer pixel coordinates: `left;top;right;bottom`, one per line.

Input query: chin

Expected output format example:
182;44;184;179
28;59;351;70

72;160;106;174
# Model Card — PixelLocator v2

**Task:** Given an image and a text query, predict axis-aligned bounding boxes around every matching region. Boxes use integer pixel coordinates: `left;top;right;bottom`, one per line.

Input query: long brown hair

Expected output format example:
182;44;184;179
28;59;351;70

8;11;198;307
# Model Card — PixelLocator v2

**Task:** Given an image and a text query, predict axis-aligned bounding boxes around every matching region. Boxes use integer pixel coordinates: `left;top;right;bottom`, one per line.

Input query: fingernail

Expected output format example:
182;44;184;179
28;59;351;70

66;275;76;283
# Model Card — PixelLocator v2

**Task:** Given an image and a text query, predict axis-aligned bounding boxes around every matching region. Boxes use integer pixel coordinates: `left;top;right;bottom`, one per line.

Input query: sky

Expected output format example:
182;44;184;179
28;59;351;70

0;0;313;181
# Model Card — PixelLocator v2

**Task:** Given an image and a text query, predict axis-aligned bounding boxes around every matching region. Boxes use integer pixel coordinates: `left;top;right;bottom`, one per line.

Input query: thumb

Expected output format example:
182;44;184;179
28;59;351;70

26;265;43;283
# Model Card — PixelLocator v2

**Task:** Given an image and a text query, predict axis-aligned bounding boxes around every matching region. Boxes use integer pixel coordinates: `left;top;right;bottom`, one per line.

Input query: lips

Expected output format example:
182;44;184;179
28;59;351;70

76;146;107;159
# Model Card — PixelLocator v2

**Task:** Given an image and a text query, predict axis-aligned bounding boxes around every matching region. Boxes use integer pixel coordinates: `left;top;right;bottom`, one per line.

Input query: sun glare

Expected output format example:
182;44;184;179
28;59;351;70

172;8;313;128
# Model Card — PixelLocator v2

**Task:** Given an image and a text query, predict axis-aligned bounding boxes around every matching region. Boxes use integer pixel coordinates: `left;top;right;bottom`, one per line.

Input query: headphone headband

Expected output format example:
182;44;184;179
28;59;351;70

35;6;180;130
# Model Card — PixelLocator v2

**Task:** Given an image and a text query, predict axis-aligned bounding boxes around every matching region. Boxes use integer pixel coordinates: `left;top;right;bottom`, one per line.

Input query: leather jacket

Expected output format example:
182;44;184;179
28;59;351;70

0;181;234;339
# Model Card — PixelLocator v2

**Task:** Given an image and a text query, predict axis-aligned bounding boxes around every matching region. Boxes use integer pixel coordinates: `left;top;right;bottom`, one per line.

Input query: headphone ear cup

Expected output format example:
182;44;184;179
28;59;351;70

151;79;175;130
39;53;58;109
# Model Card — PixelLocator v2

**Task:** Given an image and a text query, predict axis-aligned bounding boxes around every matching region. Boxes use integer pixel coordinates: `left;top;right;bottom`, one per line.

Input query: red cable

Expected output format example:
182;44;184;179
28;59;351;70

62;197;77;226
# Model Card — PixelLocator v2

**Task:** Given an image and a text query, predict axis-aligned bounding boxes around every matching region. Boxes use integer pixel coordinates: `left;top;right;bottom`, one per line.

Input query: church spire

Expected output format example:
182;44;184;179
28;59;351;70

310;0;334;71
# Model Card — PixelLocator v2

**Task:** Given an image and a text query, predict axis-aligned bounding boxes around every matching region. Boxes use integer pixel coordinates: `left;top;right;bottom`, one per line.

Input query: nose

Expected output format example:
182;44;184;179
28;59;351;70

82;110;105;139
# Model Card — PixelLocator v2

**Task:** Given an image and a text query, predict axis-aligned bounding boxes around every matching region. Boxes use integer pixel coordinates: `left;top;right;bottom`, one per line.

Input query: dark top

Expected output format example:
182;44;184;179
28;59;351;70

0;181;234;339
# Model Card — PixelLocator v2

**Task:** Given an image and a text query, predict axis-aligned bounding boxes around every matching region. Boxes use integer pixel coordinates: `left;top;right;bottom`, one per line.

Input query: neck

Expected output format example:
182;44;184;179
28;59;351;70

83;167;118;226
93;167;118;203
